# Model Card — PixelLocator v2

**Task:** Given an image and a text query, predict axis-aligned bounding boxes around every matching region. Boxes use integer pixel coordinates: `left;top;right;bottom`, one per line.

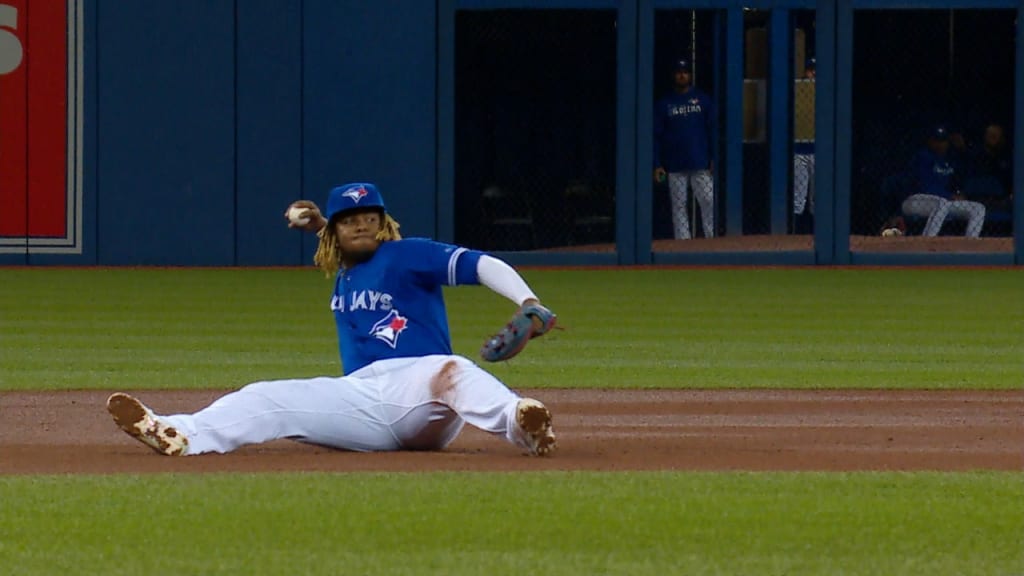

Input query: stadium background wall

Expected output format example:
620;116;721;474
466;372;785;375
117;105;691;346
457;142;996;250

0;0;1020;266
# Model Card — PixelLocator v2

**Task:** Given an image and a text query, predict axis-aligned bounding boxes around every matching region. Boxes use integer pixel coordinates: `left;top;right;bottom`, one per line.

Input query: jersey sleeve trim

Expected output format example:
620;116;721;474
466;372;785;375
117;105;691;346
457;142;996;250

448;247;468;286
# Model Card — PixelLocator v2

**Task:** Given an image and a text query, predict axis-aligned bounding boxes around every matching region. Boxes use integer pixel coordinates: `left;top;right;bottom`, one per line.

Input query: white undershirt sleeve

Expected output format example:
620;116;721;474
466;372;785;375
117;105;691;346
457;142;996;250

476;254;538;306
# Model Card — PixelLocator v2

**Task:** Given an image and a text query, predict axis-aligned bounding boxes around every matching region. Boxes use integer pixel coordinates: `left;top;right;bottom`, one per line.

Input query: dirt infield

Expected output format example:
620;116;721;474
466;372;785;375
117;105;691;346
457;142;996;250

1;389;1020;475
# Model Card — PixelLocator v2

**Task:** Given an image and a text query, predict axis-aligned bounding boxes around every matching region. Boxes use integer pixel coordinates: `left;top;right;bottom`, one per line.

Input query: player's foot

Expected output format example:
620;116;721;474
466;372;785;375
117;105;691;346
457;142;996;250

106;393;189;456
515;398;556;456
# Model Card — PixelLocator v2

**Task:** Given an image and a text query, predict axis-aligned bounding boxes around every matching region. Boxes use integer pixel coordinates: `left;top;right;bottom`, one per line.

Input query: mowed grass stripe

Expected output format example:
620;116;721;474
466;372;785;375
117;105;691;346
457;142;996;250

1;268;1021;390
0;471;1020;576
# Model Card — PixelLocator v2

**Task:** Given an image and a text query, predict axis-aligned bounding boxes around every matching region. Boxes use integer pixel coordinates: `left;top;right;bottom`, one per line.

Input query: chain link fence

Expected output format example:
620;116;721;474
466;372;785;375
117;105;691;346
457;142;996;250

741;9;772;237
453;8;1015;254
454;10;617;252
741;10;817;240
852;9;1016;249
653;10;817;252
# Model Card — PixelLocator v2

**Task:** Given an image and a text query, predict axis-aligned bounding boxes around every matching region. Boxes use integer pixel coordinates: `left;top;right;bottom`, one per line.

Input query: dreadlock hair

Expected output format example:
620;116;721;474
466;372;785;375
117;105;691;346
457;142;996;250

313;211;402;277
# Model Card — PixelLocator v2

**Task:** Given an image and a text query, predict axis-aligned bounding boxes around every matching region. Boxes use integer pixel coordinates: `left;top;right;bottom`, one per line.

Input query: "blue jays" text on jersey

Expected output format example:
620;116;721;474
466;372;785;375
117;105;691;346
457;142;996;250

330;238;484;374
654;88;716;173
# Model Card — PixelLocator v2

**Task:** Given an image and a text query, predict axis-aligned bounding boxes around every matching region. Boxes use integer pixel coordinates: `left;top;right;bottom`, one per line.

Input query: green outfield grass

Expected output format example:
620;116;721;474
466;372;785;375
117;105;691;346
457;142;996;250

0;471;1020;576
1;267;1021;390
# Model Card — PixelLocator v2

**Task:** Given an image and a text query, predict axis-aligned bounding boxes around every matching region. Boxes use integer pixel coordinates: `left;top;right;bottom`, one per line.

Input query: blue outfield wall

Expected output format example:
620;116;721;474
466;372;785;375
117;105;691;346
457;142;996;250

236;0;303;266
1;0;1020;266
96;1;236;266
301;0;438;266
3;0;438;267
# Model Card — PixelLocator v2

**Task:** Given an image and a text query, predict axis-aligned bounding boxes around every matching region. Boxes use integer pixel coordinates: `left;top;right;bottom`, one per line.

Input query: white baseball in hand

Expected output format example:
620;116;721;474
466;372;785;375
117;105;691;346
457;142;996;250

287;206;311;226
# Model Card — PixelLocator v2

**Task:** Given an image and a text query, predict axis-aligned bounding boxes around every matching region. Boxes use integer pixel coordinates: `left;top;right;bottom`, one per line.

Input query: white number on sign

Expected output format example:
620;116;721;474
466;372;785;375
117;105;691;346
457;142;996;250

0;4;24;75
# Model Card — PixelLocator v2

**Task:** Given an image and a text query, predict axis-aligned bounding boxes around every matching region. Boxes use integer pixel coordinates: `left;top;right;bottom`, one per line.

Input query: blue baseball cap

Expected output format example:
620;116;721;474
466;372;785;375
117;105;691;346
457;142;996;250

805;57;816;69
325;182;387;221
673;59;693;72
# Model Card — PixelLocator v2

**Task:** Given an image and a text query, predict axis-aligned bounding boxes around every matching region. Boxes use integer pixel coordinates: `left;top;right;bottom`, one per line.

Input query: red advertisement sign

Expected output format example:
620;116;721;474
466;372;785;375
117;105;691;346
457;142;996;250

0;0;82;254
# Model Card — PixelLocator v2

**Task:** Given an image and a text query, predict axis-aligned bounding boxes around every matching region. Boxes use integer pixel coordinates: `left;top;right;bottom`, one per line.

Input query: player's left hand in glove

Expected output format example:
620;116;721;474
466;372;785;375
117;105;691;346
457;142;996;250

480;300;557;362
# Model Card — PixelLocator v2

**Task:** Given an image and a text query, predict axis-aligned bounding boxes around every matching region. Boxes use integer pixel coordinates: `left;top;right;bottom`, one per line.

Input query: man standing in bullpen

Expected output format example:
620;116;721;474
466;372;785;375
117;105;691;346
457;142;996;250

792;57;816;234
654;58;717;240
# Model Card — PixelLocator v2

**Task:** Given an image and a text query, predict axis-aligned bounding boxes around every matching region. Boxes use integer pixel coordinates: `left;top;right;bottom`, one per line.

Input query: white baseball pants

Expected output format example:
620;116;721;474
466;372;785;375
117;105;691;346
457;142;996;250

793;153;815;215
902;194;986;238
668;170;715;239
162;355;528;454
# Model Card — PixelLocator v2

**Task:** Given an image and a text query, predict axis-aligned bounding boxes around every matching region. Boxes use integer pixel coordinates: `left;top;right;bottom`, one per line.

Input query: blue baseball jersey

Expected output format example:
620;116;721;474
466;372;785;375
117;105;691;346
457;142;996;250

793;140;815;155
654;88;716;172
793;142;815;155
908;148;958;199
330;238;484;374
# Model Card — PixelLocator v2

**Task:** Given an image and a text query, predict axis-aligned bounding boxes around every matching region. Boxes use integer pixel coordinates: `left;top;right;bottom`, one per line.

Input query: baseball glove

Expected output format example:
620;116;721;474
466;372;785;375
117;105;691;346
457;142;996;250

480;302;557;362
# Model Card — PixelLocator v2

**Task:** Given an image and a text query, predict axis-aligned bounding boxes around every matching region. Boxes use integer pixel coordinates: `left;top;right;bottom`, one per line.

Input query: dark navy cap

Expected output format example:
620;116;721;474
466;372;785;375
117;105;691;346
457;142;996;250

805;57;816;69
673;59;693;72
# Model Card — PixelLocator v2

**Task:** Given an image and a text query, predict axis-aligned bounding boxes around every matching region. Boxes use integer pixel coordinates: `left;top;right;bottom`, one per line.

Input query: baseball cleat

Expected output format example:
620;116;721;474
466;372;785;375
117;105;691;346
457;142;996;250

515;398;556;456
106;393;189;456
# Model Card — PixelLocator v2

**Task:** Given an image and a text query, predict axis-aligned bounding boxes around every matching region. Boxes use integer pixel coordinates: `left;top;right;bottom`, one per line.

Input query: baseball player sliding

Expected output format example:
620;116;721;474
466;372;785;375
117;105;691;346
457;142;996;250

106;183;557;457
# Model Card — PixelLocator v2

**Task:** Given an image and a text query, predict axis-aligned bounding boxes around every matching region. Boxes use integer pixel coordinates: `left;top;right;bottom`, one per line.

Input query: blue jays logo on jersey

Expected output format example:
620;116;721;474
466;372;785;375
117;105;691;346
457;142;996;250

370;309;408;348
342;186;369;203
